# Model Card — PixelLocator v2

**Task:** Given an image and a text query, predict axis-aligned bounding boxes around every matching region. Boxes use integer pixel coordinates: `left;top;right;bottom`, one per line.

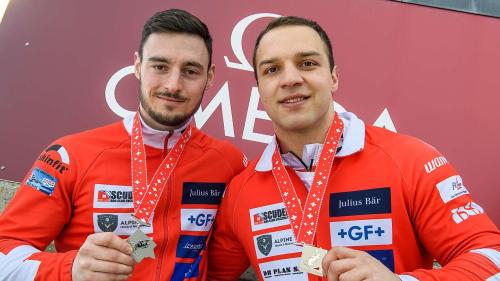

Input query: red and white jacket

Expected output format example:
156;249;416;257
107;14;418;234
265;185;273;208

0;114;246;281
208;112;499;281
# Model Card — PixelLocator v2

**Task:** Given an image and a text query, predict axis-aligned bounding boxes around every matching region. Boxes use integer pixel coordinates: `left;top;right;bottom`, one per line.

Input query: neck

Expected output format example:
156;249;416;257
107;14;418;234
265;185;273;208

276;108;335;157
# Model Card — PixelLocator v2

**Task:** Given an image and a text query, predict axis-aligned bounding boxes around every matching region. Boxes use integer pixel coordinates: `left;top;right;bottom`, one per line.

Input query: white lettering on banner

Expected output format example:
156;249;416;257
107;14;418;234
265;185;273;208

104;15;398;141
243;87;272;143
436;175;469;203
105;65;135;118
451;201;484;224
330;219;393;247
253;229;301;259
259;258;307;281
181;209;217;232
194;81;235;137
373;108;396;133
224;13;281;71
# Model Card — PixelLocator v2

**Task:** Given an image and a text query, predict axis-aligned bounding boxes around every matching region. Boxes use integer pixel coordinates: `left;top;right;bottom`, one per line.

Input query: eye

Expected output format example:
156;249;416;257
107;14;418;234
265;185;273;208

263;66;278;75
152;65;166;71
300;60;317;68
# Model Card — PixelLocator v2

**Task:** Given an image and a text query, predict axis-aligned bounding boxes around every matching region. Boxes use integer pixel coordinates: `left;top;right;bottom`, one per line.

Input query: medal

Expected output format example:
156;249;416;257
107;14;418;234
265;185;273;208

127;228;157;263
129;112;191;262
298;244;327;276
271;113;343;274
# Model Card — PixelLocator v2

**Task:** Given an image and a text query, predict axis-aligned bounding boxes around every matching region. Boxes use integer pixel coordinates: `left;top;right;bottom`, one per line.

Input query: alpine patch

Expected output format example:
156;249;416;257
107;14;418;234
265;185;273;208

25;167;58;196
253;229;301;259
93;213;153;235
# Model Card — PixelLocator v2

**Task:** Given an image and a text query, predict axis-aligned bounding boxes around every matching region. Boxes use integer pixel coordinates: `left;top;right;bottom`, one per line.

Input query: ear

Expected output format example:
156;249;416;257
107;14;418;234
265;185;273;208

331;65;339;93
205;63;216;89
134;51;141;80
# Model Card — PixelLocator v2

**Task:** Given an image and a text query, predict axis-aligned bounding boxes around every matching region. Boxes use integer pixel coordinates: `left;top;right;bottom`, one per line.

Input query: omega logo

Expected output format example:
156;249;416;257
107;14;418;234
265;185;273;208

105;13;396;144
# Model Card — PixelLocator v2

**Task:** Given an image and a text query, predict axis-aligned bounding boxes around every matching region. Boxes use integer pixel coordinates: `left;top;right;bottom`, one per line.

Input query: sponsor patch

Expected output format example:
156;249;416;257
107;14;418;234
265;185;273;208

176;235;206;258
25;167;58;196
250;203;290;232
93;184;133;208
93;213;153;235
259;258;307;280
171;256;201;280
181;209;217;232
182;182;225;205
330;187;391;217
330;219;392;247
451;201;484;224
424;156;448;174
254;229;301;259
435;175;469;203
37;144;70;174
367;250;394;272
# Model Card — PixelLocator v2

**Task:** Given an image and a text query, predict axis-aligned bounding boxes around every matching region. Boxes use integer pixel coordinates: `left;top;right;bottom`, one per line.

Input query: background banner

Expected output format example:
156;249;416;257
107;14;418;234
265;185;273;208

1;0;498;225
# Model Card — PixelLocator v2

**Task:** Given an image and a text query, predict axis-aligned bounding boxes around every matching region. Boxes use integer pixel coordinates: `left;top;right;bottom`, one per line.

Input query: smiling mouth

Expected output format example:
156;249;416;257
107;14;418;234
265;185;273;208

157;95;187;102
279;95;309;104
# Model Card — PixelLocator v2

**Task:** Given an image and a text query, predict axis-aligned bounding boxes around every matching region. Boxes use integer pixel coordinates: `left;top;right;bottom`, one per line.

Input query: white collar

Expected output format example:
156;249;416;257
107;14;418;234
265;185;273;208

123;112;191;149
255;111;365;172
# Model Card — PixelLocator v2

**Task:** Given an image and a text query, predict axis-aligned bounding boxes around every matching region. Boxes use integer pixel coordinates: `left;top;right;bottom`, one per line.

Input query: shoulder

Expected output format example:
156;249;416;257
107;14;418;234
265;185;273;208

190;127;246;173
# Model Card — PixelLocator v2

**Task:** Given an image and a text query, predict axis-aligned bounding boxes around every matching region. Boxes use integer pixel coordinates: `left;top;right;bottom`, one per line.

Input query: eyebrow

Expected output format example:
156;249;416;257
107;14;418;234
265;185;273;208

147;56;204;70
258;50;322;69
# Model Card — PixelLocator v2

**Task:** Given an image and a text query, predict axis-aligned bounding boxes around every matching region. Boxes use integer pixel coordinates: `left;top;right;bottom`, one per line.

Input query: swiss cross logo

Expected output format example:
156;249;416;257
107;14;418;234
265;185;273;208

253;214;264;225
98;190;110;202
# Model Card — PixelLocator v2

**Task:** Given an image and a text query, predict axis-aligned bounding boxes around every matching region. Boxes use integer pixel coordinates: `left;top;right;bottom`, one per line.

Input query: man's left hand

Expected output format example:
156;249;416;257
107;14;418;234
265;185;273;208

321;246;400;281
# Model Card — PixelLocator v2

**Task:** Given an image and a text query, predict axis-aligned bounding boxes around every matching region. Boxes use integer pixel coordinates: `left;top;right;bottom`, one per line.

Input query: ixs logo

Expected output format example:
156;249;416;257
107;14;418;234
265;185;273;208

254;229;300;259
181;209;217;232
330;219;393;247
259;258;306;281
37;144;70;174
93;184;133;208
435;175;469;203
250;203;290;231
93;213;153;235
451;201;484;224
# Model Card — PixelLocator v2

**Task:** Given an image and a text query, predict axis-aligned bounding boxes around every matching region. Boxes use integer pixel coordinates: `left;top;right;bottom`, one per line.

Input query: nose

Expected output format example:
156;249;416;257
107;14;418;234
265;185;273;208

279;63;303;88
162;68;182;93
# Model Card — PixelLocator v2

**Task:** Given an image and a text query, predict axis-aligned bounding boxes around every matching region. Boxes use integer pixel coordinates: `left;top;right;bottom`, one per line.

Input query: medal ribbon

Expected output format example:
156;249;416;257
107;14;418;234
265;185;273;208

131;112;191;225
271;113;343;245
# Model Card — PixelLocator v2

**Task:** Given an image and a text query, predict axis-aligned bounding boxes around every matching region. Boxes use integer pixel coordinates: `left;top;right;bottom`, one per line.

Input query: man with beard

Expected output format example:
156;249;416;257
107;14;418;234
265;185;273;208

0;9;245;281
208;16;499;281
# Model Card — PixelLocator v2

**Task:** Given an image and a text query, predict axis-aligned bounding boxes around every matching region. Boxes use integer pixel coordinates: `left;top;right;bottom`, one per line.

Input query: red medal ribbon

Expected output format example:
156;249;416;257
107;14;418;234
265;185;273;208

131;112;191;225
271;113;343;245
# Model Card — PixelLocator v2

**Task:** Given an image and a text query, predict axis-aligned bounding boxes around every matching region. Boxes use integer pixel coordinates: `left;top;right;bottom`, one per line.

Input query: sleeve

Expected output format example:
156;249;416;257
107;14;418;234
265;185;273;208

399;141;500;281
221;141;248;177
0;140;78;281
207;175;251;281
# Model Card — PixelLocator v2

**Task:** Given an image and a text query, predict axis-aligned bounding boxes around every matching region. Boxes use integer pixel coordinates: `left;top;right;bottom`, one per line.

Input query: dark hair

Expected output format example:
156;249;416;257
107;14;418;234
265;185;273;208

252;16;335;81
139;9;213;68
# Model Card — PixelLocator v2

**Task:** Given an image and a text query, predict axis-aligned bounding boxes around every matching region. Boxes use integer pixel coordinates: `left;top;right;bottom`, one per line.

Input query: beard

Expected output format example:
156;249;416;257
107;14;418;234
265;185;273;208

139;89;203;128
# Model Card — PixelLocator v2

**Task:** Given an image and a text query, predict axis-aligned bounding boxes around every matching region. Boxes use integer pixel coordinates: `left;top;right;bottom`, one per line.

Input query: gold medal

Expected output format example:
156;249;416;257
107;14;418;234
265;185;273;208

298;244;327;276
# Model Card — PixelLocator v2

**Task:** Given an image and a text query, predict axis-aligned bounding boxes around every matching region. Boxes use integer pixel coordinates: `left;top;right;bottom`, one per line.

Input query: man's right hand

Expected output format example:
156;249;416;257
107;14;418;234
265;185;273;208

72;232;136;281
